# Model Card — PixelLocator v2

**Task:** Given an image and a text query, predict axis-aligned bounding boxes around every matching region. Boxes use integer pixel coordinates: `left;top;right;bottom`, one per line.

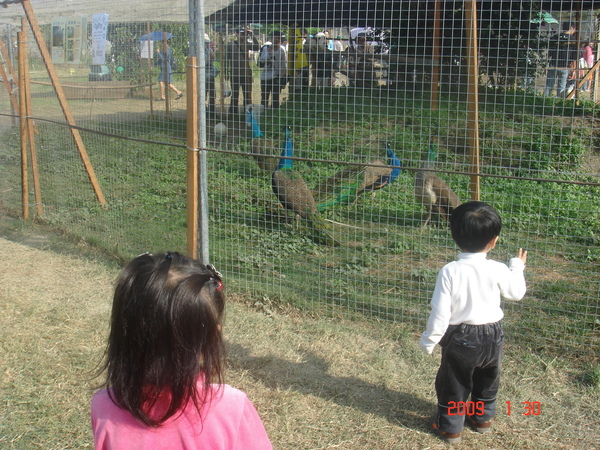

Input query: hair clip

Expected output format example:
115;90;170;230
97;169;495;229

207;264;222;279
136;252;153;258
207;264;224;291
166;252;173;260
213;279;224;291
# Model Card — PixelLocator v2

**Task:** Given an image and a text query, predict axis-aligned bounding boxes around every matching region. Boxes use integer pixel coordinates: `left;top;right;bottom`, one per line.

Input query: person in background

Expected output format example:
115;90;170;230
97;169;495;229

204;33;218;116
313;32;333;89
351;34;375;87
259;31;288;109
303;34;318;87
156;40;183;101
287;28;310;93
332;35;347;75
91;252;272;449
224;28;260;114
419;202;527;445
333;35;345;53
581;41;594;91
281;35;289;53
544;22;578;97
290;28;310;92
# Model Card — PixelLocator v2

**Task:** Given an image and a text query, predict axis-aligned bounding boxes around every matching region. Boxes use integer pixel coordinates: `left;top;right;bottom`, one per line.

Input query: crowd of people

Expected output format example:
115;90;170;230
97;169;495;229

217;27;377;115
544;21;595;98
155;21;597;116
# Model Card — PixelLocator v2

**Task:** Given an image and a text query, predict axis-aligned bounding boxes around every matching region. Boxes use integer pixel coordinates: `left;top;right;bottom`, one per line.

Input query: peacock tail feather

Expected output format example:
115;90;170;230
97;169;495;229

315;142;401;211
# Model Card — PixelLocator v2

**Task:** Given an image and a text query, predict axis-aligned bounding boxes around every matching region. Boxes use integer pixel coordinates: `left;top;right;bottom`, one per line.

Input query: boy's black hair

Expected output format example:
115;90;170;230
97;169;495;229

450;201;502;253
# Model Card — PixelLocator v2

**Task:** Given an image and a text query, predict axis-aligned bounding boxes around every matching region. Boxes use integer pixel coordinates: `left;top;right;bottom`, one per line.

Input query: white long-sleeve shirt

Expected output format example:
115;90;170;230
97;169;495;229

419;252;526;354
259;45;287;81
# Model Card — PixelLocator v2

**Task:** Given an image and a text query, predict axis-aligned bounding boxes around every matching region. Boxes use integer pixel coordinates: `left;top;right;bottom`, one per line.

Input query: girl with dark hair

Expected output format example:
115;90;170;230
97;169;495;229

92;252;271;449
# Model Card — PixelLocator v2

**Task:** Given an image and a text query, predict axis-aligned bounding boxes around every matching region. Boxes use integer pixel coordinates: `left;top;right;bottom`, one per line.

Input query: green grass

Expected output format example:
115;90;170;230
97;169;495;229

1;85;599;359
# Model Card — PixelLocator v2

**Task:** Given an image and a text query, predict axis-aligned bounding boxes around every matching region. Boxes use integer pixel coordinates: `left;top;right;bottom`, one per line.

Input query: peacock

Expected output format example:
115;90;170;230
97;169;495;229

271;127;338;246
314;142;402;212
414;138;462;228
247;106;279;172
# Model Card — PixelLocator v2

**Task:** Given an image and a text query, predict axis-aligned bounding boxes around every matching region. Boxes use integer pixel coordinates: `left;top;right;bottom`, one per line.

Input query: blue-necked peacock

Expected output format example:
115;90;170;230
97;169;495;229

314;142;402;212
414;138;462;227
247;106;279;172
271;127;338;246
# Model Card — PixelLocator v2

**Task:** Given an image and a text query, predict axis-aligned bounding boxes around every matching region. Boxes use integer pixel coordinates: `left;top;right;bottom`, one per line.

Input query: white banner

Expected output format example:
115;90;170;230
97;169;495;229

91;13;109;65
140;40;153;59
51;18;65;64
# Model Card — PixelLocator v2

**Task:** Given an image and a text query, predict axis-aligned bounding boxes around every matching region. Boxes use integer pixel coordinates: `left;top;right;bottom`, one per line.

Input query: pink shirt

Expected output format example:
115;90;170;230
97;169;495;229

91;383;272;450
583;45;594;68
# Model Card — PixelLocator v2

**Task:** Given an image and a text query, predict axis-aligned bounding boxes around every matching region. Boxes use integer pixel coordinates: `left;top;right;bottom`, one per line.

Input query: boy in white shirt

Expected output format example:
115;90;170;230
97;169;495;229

419;201;528;444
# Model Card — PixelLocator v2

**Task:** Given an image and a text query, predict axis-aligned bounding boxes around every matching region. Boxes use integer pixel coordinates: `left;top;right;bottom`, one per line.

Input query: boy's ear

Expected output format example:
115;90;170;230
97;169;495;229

488;236;500;250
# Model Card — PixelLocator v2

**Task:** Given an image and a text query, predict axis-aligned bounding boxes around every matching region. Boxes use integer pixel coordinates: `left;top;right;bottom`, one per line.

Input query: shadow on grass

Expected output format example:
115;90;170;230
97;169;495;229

227;342;434;433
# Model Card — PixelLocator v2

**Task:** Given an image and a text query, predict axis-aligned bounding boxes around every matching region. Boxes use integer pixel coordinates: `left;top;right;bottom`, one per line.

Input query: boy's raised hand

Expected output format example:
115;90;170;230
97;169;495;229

517;248;528;265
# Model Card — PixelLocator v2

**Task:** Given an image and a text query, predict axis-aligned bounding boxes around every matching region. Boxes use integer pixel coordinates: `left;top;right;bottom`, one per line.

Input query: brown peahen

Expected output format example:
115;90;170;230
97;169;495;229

271;127;338;246
247;106;279;172
414;139;462;228
313;142;402;211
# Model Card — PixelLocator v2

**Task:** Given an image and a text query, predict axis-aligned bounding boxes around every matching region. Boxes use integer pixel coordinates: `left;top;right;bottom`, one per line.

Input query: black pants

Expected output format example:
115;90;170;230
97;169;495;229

261;78;283;108
434;322;504;433
230;77;252;111
206;77;215;114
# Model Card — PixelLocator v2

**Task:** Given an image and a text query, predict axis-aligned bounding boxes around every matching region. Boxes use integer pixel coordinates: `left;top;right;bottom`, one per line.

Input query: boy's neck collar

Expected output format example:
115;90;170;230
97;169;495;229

458;252;488;258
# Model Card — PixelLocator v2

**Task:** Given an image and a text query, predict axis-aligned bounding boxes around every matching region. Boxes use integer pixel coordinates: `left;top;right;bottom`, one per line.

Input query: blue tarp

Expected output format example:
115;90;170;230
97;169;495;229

139;31;174;41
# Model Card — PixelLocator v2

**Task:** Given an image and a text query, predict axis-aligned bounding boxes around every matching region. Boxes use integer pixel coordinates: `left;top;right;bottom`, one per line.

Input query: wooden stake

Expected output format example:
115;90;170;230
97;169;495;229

186;56;198;259
465;0;480;201
20;20;43;216
17;30;28;220
20;0;107;207
0;37;19;114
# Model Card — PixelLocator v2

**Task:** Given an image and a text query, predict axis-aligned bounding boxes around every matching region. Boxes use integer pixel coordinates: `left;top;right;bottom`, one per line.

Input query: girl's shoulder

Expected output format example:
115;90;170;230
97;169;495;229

212;383;249;404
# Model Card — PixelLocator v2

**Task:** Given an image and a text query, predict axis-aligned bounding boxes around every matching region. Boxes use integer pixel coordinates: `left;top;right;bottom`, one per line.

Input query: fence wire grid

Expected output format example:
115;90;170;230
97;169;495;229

0;0;599;360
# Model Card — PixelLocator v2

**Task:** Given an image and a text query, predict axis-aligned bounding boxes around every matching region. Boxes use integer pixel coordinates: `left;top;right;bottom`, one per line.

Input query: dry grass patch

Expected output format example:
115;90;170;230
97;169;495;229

0;237;598;449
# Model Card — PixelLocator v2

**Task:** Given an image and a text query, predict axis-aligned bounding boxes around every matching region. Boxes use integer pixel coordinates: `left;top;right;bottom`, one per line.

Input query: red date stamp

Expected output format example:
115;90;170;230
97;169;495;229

448;401;485;416
448;401;543;416
506;401;541;415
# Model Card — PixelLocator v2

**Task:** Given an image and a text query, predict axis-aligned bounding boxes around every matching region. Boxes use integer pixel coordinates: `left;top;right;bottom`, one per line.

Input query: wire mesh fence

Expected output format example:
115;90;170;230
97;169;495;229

0;0;599;361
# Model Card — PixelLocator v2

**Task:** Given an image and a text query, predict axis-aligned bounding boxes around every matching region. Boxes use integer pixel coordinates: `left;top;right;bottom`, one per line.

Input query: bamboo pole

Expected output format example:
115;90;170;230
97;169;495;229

18;30;28;220
186;56;198;259
20;20;42;216
465;0;480;201
0;38;19;113
430;0;441;110
20;0;107;208
0;36;17;81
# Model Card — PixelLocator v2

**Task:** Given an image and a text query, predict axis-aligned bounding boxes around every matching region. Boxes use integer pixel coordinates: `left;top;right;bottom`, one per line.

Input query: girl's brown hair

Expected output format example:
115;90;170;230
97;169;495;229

98;252;225;427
